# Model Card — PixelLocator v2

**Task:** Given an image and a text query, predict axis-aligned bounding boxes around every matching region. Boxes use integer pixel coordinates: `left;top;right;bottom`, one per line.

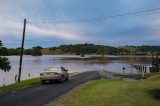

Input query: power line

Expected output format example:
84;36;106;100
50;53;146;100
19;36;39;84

28;7;160;24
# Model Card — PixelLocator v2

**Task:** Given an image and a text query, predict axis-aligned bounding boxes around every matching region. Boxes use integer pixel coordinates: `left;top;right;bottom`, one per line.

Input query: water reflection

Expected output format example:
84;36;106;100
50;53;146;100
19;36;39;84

0;55;152;86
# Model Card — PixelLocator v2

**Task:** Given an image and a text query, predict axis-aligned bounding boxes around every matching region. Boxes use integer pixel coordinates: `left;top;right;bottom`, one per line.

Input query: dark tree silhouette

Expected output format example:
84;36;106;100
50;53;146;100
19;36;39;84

97;47;107;58
0;40;11;72
31;46;43;56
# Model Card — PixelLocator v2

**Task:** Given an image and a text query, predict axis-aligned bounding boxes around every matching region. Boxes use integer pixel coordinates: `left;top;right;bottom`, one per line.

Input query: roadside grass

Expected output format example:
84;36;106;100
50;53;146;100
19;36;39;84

0;72;80;94
54;75;160;106
101;70;160;79
0;78;40;94
101;70;160;76
99;70;112;76
119;72;160;76
69;72;80;77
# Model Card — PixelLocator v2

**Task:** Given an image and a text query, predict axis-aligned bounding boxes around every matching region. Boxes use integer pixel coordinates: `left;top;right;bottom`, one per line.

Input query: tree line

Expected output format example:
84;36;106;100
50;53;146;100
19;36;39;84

49;43;160;55
0;42;160;57
0;45;43;56
0;40;42;72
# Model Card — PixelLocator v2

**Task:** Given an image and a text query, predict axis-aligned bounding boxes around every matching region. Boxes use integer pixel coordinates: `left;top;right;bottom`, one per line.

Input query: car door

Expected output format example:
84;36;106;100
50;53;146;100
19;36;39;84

60;67;68;78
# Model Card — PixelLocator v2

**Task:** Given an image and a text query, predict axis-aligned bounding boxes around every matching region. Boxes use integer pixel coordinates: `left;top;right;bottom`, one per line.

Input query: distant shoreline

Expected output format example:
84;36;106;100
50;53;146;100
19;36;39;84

4;54;153;58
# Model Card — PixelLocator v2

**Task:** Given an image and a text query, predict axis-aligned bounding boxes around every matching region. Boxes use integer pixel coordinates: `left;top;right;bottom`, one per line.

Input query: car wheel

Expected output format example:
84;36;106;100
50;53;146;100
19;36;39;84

66;77;69;81
41;80;46;84
60;76;64;83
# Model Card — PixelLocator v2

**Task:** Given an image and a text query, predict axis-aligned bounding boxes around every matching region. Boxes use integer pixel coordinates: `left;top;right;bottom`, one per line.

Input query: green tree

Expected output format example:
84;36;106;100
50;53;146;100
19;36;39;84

31;46;43;56
97;47;107;58
24;49;32;55
0;40;11;72
0;57;11;72
49;43;160;56
0;40;3;47
0;47;9;56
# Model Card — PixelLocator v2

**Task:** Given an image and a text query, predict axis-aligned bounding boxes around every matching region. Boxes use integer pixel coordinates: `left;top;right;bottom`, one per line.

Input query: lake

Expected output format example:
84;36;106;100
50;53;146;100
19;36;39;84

0;55;152;86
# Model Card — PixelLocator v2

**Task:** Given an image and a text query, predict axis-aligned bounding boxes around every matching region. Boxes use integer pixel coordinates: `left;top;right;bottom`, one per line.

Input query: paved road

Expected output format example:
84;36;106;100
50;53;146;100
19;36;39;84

0;71;100;106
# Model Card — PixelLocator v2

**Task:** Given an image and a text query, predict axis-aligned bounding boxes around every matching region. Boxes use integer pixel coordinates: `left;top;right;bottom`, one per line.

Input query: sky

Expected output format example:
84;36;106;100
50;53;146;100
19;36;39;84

0;0;160;48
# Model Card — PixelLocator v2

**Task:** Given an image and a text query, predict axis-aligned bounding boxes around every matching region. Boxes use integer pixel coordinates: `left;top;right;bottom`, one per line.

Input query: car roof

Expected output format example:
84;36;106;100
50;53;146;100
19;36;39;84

44;67;60;72
47;66;62;68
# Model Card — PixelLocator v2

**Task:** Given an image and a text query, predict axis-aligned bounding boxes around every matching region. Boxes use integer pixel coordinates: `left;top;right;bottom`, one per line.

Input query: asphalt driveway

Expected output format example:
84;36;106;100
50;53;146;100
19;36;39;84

0;71;100;106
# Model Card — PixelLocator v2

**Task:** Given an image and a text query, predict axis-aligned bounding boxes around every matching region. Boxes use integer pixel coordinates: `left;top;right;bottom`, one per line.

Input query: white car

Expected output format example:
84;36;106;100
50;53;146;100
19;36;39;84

40;66;69;84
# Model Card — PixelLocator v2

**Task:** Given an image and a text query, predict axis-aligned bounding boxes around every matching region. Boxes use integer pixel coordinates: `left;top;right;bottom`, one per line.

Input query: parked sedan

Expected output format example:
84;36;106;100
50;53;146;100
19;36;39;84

40;66;69;84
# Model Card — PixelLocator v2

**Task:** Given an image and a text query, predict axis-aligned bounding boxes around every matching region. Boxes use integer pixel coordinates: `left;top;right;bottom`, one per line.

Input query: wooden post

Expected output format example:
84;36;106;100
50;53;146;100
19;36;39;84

139;66;142;73
145;66;147;73
152;52;154;68
138;66;140;73
18;19;26;83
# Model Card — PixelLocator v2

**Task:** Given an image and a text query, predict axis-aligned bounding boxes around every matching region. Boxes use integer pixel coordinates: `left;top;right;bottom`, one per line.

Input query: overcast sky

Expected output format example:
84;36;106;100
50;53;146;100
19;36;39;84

0;0;160;48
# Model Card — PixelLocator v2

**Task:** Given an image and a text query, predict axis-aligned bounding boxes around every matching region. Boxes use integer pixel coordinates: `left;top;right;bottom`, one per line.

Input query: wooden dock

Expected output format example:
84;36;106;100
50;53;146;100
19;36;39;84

131;64;151;73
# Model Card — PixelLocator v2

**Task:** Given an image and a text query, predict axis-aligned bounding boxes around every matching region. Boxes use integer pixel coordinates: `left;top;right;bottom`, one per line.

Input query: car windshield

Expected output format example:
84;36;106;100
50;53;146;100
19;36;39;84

45;67;59;71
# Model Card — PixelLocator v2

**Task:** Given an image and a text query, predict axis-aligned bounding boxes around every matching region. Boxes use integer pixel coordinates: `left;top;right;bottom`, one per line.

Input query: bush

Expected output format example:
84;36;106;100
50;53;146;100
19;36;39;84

0;57;11;72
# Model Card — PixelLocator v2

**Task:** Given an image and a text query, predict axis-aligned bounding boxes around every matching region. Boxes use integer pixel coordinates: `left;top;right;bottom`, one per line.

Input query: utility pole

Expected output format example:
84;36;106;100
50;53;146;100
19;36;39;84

18;19;26;83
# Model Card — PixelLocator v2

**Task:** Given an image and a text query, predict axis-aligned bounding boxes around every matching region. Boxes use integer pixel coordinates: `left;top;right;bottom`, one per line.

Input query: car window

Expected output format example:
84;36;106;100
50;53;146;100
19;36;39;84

45;67;59;71
60;67;66;71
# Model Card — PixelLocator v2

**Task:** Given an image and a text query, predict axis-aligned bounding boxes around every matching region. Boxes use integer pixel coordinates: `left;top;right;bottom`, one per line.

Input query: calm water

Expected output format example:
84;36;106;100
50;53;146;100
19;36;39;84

0;55;152;86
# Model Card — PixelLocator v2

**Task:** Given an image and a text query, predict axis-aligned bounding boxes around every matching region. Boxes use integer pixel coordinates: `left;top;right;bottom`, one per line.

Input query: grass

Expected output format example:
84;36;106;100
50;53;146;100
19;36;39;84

54;75;160;106
69;72;80;77
101;70;160;79
99;70;112;76
0;78;40;94
0;72;80;94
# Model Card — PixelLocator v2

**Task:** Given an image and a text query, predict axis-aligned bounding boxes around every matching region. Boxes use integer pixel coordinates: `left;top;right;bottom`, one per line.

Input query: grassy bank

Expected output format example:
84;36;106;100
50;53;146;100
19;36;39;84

54;75;160;106
100;70;160;79
0;72;80;94
0;78;40;94
69;72;80;77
